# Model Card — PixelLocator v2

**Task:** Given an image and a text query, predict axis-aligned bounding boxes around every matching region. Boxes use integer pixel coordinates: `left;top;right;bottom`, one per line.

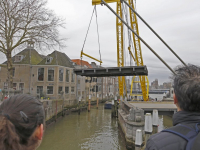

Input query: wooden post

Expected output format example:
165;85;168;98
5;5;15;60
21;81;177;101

97;94;99;109
78;96;81;115
88;95;91;112
111;100;114;117
114;96;118;117
55;100;57;122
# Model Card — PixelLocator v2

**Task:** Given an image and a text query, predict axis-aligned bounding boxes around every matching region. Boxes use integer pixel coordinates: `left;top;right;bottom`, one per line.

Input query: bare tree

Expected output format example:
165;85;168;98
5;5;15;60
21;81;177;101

0;0;64;89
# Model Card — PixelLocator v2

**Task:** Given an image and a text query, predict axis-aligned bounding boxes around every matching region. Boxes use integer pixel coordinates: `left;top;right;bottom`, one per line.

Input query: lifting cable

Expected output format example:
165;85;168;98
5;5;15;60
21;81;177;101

122;3;135;66
81;6;96;68
94;6;102;65
80;6;102;67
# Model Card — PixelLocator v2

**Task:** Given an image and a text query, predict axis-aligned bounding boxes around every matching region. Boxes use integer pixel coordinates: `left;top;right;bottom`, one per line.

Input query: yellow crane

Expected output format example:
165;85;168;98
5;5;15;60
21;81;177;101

92;0;149;100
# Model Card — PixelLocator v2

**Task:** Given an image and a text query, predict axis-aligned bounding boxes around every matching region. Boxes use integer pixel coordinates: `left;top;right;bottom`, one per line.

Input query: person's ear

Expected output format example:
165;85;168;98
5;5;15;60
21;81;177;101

173;94;178;104
35;124;44;140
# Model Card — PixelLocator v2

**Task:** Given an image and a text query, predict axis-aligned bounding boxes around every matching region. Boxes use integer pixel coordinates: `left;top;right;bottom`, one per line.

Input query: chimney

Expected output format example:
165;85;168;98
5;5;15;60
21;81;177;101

27;39;35;49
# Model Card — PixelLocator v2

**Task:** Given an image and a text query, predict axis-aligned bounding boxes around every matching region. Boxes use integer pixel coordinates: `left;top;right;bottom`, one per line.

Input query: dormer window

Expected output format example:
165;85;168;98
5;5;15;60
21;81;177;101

15;55;24;62
46;57;53;64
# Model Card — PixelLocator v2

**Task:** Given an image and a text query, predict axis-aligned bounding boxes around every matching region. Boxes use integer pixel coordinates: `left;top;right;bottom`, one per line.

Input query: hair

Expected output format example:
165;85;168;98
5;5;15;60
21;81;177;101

173;64;200;112
0;94;45;150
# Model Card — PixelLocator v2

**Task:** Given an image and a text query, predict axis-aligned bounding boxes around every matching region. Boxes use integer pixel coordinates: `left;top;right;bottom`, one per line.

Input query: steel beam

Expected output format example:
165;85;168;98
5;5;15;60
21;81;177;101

74;66;148;77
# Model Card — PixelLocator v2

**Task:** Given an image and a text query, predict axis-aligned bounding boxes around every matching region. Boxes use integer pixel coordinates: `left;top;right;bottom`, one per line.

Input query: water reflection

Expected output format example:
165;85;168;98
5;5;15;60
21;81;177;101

38;104;173;150
38;104;126;150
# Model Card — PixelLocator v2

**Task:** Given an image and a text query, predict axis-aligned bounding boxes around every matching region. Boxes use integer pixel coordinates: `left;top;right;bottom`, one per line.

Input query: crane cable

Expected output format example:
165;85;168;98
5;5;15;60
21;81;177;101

122;2;134;67
81;6;96;68
94;6;102;65
80;6;102;68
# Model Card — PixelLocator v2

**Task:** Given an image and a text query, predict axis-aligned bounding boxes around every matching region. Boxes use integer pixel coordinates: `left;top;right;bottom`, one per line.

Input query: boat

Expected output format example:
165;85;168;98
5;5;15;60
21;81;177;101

104;101;112;109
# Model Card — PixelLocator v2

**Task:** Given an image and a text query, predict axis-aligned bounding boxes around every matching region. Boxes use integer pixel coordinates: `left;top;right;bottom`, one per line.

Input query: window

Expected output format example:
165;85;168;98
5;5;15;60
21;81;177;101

66;69;69;82
46;57;53;64
59;68;64;81
37;86;43;94
82;91;84;97
48;68;54;81
58;86;63;94
78;91;81;96
71;73;75;82
12;67;15;77
47;86;53;94
13;83;17;90
92;78;96;82
14;55;24;62
78;79;80;84
4;82;8;89
38;68;44;81
71;87;75;93
98;85;101;92
19;83;24;93
65;87;69;94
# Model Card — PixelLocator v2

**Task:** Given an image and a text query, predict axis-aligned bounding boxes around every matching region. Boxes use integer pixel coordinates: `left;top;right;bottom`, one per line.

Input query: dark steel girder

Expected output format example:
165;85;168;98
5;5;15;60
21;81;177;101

74;66;148;77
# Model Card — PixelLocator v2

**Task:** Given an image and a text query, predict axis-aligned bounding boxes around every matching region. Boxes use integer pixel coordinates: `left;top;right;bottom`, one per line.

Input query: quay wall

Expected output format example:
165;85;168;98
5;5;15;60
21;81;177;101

41;98;108;125
118;101;145;149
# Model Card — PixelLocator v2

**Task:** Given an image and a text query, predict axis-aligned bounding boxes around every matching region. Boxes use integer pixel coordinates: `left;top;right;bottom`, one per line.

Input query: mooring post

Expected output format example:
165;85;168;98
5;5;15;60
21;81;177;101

144;113;152;146
97;94;99;109
135;129;143;150
78;96;81;115
120;96;123;103
111;99;115;117
114;96;118;117
152;109;159;134
88;95;91;112
55;100;57;122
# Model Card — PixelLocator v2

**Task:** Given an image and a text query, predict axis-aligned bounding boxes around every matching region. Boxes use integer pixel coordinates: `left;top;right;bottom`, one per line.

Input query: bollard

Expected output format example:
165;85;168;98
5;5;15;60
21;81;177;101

145;113;152;146
97;94;99;109
135;129;143;150
88;95;91;112
152;109;159;134
125;96;127;101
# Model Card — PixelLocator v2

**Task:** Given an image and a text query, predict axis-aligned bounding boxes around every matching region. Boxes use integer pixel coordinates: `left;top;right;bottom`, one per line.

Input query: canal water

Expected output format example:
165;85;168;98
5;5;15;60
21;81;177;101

38;104;173;150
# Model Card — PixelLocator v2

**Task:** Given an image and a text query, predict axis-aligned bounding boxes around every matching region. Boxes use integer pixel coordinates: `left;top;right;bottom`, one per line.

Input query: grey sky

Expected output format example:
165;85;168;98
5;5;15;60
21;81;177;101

1;0;200;85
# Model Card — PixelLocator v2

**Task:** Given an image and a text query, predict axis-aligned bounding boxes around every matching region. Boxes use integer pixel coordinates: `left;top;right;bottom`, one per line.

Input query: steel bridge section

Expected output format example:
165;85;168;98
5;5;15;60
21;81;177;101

74;66;148;77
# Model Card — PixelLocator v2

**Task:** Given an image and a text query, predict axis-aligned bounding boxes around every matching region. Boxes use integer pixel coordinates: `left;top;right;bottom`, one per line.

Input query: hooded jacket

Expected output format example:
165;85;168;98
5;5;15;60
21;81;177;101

145;111;200;150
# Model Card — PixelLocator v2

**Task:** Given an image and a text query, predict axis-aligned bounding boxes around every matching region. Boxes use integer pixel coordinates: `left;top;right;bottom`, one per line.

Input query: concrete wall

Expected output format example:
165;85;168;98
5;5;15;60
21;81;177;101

118;101;145;149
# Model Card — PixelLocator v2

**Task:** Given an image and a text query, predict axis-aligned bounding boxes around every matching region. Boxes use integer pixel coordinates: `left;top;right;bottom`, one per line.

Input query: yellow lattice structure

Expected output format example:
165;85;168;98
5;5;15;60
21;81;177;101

92;0;149;100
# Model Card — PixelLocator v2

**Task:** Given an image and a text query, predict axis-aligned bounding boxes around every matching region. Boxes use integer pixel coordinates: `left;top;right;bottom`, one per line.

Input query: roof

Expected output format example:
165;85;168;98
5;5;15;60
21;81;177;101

37;51;74;68
71;59;92;68
3;48;43;65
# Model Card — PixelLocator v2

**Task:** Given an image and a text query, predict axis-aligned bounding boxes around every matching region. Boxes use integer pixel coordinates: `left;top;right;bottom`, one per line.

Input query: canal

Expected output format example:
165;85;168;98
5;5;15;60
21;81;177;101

38;104;173;150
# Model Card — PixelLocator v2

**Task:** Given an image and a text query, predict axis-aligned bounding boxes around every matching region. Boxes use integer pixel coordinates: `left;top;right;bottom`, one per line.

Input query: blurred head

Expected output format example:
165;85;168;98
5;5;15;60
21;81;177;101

173;64;200;112
0;94;45;150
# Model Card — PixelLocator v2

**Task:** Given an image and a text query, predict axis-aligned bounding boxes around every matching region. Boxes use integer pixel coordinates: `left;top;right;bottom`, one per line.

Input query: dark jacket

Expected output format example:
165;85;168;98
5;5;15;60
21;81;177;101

145;111;200;150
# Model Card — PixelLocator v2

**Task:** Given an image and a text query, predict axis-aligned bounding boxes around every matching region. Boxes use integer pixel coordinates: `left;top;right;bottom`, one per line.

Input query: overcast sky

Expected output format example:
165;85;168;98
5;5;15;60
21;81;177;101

1;0;200;85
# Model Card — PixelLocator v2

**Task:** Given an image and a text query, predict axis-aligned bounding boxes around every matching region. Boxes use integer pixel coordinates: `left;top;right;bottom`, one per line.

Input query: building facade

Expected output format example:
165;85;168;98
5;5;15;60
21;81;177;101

0;44;76;106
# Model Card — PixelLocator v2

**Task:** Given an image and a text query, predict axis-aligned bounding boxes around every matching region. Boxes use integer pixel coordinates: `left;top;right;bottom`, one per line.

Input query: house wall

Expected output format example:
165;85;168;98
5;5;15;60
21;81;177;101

0;64;31;94
31;65;76;104
0;64;77;106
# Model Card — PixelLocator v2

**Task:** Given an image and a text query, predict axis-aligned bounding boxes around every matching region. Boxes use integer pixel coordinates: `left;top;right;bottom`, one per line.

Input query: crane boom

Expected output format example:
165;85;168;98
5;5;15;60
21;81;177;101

116;2;125;96
128;0;149;101
92;0;149;99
